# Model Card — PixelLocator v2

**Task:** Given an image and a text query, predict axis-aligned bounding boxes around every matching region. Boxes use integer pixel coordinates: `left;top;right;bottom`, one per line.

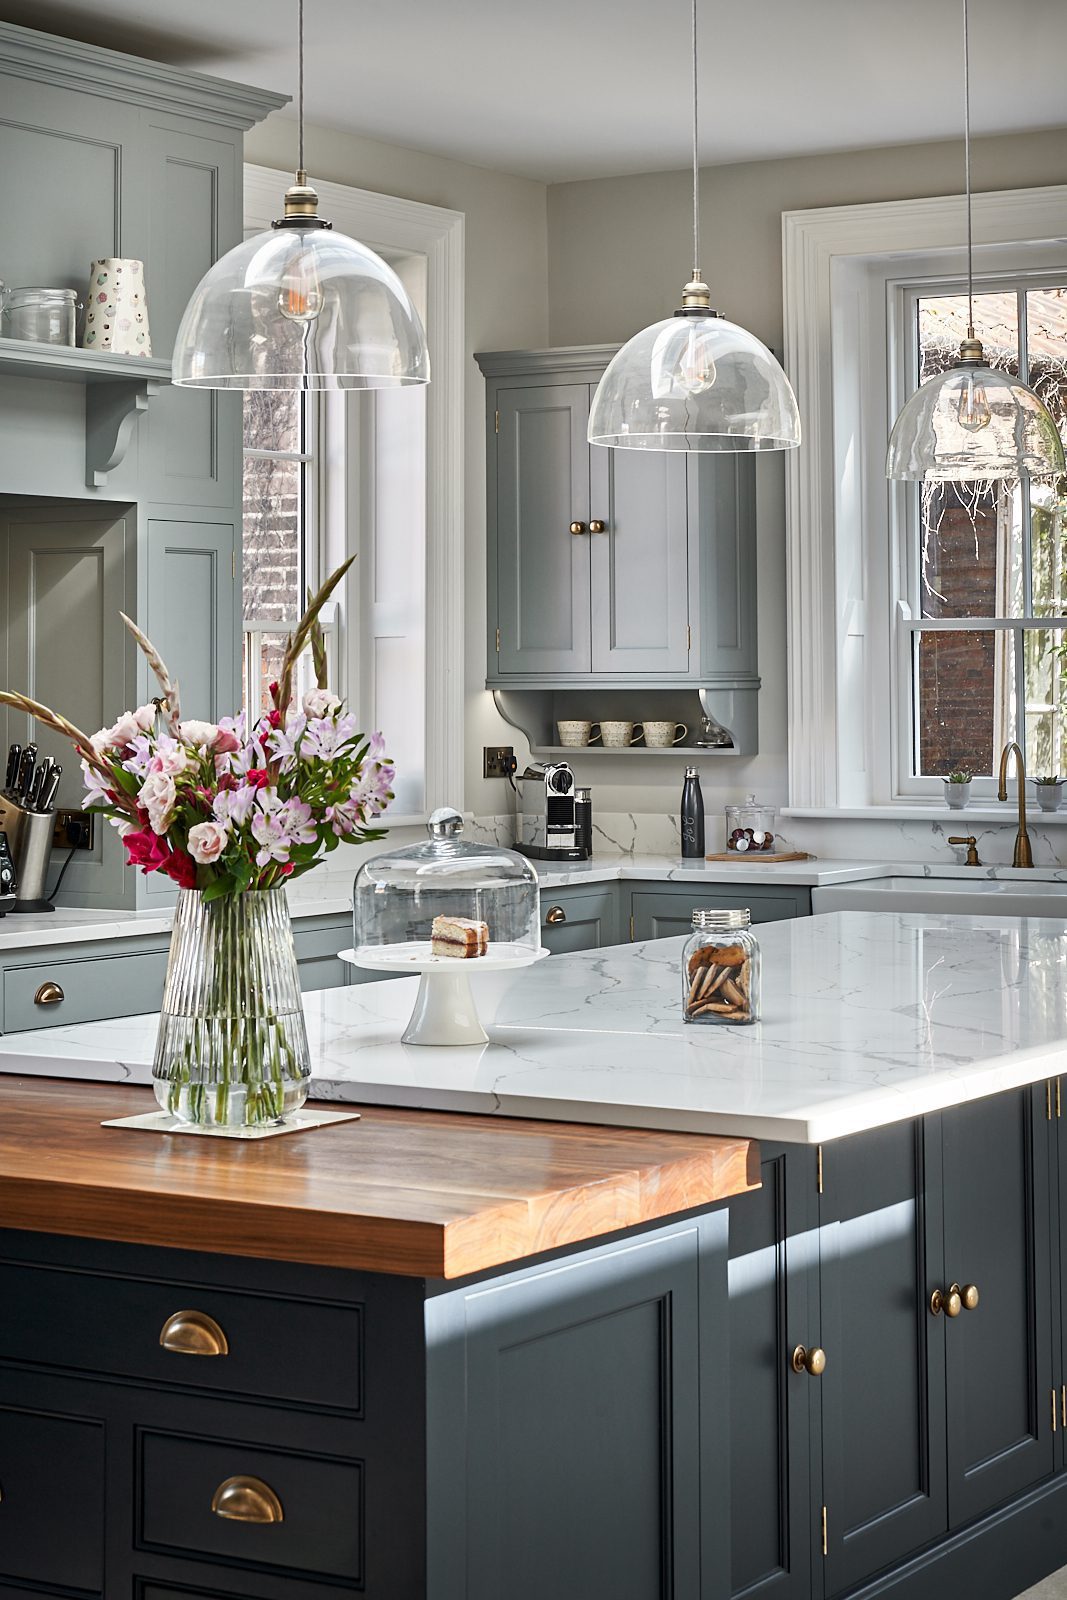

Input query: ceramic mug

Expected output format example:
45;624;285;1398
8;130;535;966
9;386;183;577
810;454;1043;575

82;258;152;356
557;719;601;748
644;721;688;747
600;720;644;748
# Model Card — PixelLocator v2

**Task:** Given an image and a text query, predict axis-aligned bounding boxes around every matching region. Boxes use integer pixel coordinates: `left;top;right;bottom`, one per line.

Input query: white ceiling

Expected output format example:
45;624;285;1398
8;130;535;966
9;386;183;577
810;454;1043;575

4;0;1066;183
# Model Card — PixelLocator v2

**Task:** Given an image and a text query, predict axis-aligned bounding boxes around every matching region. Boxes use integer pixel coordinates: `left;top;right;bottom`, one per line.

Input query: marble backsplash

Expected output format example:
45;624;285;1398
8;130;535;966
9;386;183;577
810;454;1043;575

466;809;1067;868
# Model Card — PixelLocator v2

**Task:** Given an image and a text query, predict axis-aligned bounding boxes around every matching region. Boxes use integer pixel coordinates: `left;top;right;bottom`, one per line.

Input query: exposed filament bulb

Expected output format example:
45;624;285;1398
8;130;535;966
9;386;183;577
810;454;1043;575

677;323;717;397
278;252;323;323
957;369;991;432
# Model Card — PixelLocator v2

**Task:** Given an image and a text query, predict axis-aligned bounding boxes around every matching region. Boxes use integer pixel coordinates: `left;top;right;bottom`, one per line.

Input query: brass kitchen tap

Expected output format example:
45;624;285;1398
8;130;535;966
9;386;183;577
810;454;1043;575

997;742;1034;868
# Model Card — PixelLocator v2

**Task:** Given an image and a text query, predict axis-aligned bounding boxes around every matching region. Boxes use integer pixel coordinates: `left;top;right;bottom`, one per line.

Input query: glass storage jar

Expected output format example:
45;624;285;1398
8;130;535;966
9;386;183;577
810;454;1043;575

1;287;80;346
724;792;777;854
352;807;541;961
682;908;760;1024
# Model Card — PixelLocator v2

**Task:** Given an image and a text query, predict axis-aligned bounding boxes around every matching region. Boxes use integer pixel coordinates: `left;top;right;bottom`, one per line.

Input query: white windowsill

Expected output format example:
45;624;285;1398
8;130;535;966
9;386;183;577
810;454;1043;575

784;804;1067;824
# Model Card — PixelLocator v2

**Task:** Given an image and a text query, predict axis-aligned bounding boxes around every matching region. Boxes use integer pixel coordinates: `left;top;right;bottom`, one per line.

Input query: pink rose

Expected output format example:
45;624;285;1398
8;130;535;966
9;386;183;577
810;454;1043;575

133;703;158;732
187;820;229;865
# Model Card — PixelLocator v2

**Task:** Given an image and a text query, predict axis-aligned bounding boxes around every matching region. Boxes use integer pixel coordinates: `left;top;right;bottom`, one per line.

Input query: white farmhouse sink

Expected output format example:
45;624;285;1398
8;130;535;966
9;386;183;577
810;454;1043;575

812;877;1067;918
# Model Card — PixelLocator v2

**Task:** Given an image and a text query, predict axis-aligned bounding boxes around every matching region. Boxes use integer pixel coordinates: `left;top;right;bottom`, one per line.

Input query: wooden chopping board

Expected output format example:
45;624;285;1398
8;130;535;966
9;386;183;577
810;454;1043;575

704;850;812;863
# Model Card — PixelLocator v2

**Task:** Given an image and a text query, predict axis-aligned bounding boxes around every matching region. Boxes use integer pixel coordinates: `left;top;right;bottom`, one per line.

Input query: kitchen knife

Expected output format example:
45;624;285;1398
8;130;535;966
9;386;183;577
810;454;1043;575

38;765;61;814
28;762;47;811
16;747;37;803
4;744;19;792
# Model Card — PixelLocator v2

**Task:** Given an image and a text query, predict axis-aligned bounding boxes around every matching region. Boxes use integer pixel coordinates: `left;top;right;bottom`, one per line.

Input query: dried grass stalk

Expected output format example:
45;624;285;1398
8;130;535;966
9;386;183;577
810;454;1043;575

278;556;354;712
120;613;182;729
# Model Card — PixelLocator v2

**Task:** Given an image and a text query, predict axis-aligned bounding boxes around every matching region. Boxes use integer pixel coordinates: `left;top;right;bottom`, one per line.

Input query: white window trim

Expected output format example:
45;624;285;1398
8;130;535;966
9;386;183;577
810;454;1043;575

782;183;1067;814
243;163;465;821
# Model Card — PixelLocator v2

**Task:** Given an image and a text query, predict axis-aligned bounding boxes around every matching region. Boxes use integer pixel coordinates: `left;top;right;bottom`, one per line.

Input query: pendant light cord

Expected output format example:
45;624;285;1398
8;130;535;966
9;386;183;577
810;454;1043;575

298;0;305;176
691;0;700;280
962;0;974;337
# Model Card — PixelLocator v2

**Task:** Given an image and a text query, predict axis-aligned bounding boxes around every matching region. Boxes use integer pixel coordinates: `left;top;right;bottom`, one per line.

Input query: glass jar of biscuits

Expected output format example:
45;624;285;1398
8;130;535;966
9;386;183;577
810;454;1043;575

682;908;759;1025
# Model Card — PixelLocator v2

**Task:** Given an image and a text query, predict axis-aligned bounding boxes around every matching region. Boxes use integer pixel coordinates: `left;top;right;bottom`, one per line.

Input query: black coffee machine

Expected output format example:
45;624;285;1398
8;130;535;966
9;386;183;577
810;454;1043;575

514;763;592;861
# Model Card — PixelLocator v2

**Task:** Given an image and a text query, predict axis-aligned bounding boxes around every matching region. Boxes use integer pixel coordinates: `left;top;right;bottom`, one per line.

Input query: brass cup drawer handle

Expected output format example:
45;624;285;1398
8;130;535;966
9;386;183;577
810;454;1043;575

211;1474;284;1525
34;981;65;1006
159;1309;230;1357
791;1344;826;1377
545;906;567;924
930;1286;962;1318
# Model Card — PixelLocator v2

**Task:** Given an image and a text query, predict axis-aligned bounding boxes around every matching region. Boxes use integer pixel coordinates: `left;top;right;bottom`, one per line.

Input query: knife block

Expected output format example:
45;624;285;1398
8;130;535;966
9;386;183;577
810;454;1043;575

0;798;55;912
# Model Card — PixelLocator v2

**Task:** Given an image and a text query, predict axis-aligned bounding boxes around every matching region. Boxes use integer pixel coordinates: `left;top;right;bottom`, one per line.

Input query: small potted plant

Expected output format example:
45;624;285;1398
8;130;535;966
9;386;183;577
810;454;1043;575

1032;774;1065;813
943;769;972;809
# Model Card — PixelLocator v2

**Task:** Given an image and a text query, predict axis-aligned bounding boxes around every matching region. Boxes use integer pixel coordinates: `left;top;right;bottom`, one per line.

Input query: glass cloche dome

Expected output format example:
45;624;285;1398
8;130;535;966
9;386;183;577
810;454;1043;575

352;808;540;959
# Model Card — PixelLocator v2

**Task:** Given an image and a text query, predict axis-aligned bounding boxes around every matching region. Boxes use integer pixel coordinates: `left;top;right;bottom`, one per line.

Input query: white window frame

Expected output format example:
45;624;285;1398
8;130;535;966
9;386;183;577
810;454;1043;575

782;184;1067;817
243;164;465;822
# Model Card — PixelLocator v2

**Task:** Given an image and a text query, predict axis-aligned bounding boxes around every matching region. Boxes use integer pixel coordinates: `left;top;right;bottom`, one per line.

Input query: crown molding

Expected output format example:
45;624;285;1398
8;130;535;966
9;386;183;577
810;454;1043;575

0;20;287;131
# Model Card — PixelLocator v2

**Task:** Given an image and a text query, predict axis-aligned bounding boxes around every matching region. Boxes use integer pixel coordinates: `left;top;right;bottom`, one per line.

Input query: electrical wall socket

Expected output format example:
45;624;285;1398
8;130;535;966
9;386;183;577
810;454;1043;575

483;745;516;779
53;809;94;851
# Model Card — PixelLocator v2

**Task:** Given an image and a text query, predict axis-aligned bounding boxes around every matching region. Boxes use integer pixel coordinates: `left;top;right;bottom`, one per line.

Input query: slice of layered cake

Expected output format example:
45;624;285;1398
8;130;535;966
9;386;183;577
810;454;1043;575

431;915;490;958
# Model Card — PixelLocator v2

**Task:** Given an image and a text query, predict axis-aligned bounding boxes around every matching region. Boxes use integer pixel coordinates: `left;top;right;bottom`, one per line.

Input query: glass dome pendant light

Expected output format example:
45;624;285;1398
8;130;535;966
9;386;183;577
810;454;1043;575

886;0;1062;480
587;0;800;452
171;0;429;391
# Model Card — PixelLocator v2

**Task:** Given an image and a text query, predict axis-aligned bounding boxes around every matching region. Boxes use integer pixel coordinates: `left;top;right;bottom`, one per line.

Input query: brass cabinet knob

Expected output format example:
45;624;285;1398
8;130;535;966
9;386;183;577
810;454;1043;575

545;906;567;924
159;1309;229;1357
569;521;587;536
589;519;607;533
930;1287;962;1318
958;1282;980;1312
791;1344;826;1377
210;1475;284;1524
34;981;64;1006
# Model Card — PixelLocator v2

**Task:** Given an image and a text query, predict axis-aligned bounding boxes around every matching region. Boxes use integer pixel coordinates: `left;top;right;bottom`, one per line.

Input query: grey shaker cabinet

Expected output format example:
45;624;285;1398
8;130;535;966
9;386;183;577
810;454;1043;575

476;346;757;691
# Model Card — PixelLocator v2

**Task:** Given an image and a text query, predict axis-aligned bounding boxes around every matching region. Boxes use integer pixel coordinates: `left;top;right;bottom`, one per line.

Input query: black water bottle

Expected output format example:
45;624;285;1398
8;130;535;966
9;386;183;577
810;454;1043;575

681;767;705;858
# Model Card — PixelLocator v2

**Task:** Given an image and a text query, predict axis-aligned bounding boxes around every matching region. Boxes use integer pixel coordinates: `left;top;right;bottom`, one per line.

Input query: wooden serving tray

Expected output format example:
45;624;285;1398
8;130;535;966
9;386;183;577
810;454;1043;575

705;850;812;863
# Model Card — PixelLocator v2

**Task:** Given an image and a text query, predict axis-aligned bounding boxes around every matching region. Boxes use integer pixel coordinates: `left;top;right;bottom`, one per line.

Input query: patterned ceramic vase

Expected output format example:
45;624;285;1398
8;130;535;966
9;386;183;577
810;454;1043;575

81;258;152;356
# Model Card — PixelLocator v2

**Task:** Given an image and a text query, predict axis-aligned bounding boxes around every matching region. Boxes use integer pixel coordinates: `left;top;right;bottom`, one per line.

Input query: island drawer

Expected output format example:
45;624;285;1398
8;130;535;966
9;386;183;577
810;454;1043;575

2;949;168;1032
138;1429;363;1585
0;1262;363;1413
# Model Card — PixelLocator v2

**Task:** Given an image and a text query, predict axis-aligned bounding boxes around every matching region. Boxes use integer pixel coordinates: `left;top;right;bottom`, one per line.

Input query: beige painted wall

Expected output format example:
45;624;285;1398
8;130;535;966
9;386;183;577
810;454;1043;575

244;115;550;818
546;128;1067;816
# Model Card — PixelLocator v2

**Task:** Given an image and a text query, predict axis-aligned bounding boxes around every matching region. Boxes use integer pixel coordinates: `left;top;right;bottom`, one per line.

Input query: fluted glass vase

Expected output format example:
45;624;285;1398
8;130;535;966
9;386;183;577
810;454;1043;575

153;887;311;1128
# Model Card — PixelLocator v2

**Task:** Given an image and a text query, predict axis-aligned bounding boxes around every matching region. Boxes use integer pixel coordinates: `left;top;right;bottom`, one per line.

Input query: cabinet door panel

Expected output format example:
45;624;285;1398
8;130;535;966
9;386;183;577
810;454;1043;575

495;386;591;675
589;447;689;674
146;520;236;721
729;1148;817;1600
540;887;619;953
942;1089;1054;1525
630;887;809;942
820;1120;947;1595
0;1403;105;1592
429;1216;725;1600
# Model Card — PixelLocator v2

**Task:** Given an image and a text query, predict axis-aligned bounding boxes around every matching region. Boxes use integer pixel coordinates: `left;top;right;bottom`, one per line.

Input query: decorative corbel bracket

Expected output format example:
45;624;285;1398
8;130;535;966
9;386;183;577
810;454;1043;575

85;377;160;488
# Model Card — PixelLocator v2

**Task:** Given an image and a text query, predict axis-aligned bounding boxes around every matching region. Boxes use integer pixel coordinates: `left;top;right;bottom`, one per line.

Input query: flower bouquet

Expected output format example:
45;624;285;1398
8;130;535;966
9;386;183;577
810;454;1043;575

0;558;394;1127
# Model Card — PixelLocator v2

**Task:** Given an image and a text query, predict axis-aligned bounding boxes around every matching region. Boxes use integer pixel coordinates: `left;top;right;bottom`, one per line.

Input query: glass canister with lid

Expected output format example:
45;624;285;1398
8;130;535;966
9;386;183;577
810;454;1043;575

1;287;81;346
724;793;777;854
352;806;541;961
682;908;760;1024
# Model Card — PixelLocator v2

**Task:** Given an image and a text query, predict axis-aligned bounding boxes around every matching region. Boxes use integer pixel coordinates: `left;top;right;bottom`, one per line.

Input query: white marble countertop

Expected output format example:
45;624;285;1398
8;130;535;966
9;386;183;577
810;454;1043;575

0;854;949;954
4;910;1067;1145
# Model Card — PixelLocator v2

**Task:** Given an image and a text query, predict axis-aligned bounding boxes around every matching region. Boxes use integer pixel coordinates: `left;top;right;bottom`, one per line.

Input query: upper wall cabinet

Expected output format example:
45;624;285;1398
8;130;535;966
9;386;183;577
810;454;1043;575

0;21;282;508
476;346;758;691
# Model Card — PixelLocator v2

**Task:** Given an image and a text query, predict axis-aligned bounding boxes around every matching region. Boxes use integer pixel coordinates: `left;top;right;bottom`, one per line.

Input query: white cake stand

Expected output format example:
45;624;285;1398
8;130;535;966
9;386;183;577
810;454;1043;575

339;943;549;1046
